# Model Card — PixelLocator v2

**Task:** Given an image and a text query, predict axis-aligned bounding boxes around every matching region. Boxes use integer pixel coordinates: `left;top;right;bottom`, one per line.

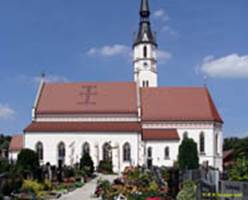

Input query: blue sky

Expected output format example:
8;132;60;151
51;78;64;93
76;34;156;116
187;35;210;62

0;0;247;138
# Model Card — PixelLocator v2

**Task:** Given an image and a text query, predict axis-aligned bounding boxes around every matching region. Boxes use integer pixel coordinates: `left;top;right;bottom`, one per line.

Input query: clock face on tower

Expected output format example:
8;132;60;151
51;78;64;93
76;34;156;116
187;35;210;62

143;62;149;69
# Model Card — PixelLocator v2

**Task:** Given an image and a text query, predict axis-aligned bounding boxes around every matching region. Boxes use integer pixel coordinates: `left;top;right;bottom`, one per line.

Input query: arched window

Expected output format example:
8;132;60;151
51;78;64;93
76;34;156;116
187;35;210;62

183;132;188;140
165;146;170;159
123;143;131;162
200;132;205;153
215;133;218;154
82;142;90;156
58;142;66;164
144;46;147;58
36;142;43;161
103;143;112;161
146;81;149;87
147;147;152;158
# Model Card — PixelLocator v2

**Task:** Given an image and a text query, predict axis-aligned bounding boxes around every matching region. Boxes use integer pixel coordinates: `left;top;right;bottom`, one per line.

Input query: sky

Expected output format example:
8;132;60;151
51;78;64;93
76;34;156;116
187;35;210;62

0;0;247;138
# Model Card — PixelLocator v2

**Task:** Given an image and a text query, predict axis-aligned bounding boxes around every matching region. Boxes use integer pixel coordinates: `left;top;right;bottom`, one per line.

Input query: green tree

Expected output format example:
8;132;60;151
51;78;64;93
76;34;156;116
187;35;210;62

229;158;248;181
17;149;39;173
80;153;94;176
178;138;199;170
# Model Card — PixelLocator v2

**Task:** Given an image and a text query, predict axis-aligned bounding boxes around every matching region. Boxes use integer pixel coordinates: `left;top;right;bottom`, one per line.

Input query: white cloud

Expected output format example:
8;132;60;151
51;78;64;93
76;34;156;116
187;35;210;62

0;104;15;120
157;50;172;63
87;44;130;57
153;9;169;22
200;54;248;78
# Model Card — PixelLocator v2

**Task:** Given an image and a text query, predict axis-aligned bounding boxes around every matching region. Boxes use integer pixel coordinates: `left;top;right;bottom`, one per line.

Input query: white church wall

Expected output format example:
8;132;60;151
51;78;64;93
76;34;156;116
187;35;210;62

144;140;179;167
8;151;19;163
24;132;140;173
142;121;223;170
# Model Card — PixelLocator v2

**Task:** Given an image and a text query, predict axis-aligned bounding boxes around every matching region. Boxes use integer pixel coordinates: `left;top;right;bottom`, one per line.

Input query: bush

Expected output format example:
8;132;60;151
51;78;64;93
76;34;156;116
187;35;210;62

178;138;199;170
176;180;196;200
97;160;113;174
63;166;75;178
0;159;10;174
80;153;94;177
17;149;39;174
21;180;44;195
229;158;248;181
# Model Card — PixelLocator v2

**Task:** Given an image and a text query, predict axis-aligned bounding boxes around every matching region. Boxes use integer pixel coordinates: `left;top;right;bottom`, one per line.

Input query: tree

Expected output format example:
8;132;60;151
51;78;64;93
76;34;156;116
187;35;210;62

178;138;199;170
17;149;39;173
229;158;248;181
224;137;248;159
80;153;94;176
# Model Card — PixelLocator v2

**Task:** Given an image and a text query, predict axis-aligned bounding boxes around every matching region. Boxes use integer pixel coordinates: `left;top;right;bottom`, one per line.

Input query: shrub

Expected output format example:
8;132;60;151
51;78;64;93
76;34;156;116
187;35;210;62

63;166;75;178
0;159;10;174
97;160;113;174
21;180;44;195
17;149;39;174
229;158;248;181
80;153;94;177
178;138;199;170
176;180;196;200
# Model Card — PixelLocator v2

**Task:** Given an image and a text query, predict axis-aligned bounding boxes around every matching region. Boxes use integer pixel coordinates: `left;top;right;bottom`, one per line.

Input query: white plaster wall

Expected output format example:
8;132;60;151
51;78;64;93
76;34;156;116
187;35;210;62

24;132;140;173
8;151;19;163
144;140;179;167
142;122;223;170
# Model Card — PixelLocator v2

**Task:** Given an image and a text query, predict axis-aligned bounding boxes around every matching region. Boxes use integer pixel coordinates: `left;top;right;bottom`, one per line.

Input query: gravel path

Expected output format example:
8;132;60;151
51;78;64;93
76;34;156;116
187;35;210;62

59;174;118;200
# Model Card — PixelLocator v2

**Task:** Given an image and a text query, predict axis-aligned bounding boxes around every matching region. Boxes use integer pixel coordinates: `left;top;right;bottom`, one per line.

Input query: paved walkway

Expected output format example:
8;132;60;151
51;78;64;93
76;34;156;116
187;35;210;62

59;174;118;200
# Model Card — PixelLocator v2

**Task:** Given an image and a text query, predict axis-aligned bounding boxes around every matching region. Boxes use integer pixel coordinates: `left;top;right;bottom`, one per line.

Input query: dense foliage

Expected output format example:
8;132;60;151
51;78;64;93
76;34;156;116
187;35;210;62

97;160;113;174
80;153;94;177
224;137;248;159
0;134;11;150
176;180;196;200
229;158;248;181
178;138;199;170
17;149;39;173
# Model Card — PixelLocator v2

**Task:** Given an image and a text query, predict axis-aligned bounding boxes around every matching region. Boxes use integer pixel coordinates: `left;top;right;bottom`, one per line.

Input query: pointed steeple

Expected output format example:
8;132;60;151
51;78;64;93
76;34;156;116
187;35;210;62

133;0;157;47
140;0;150;17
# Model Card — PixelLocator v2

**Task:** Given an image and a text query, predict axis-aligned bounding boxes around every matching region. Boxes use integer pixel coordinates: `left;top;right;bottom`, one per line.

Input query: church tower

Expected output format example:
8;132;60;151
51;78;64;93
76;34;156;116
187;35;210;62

133;0;158;88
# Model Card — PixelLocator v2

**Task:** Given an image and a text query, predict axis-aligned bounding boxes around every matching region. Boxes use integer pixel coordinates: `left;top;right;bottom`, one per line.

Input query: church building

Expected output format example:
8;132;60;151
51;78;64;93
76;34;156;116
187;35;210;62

14;0;223;173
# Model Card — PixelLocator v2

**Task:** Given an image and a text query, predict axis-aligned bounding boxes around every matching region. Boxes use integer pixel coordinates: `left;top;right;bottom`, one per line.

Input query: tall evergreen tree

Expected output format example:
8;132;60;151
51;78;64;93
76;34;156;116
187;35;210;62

178;138;199;170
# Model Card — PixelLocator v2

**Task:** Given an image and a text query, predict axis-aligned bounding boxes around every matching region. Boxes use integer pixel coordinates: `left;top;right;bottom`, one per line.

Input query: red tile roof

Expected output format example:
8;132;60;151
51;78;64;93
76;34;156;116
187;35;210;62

142;129;179;140
9;135;23;151
24;122;141;133
141;87;223;123
36;82;138;115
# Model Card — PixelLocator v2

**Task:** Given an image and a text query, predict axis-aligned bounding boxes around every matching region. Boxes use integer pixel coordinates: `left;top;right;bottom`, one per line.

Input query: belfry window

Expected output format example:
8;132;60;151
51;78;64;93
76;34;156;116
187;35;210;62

123;142;131;162
200;132;205;153
144;46;147;58
36;142;43;161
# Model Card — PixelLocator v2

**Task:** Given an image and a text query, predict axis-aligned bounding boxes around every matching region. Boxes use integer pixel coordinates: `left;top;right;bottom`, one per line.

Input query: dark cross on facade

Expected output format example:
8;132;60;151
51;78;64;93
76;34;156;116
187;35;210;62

78;85;97;105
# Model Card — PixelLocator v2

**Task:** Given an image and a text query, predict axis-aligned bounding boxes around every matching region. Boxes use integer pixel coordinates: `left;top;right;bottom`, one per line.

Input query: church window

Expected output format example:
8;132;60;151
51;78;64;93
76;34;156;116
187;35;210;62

82;142;90;156
200;132;205;153
183;132;188;140
58;142;66;162
165;146;170;159
146;81;149;87
144;46;147;58
123;142;131;162
36;142;43;161
103;143;112;161
215;133;218;155
147;147;152;158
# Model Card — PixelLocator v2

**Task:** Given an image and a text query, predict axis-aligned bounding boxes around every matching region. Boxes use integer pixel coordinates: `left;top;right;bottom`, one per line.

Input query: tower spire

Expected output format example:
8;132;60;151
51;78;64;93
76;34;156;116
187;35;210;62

133;0;157;47
133;0;158;88
140;0;150;17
